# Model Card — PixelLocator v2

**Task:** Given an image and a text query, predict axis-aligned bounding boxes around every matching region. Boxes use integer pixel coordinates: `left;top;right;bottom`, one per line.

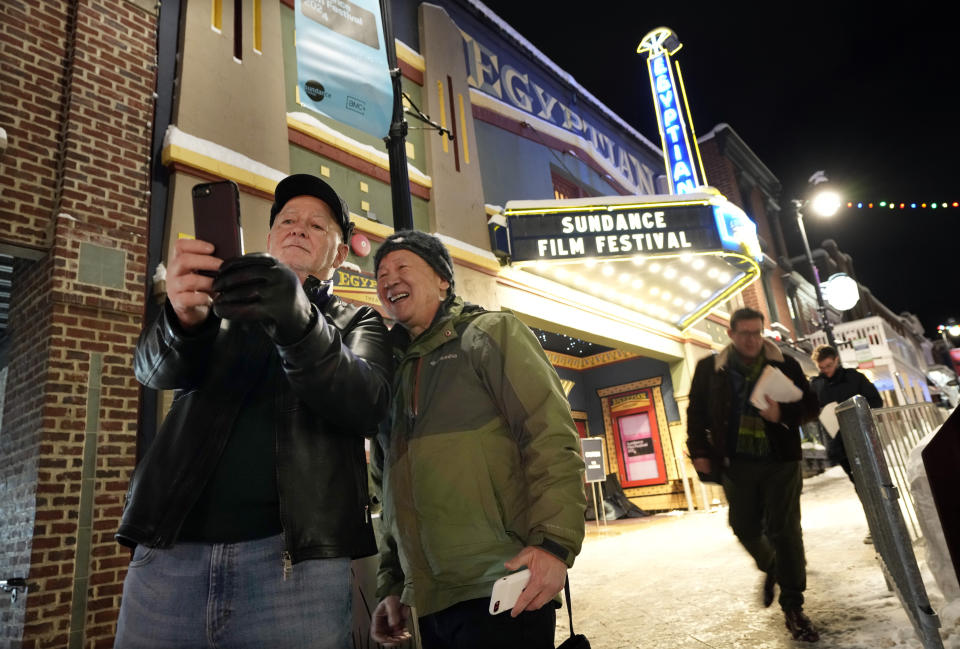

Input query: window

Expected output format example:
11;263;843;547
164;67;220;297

552;171;588;200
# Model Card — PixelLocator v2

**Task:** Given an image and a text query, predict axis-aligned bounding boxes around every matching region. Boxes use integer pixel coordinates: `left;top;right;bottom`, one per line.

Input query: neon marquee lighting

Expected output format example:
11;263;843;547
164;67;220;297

638;28;706;196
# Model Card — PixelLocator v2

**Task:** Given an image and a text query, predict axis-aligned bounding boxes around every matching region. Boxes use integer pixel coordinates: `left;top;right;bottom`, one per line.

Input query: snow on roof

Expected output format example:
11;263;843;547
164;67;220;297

164;125;287;184
287;112;432;187
504;189;723;212
467;0;661;155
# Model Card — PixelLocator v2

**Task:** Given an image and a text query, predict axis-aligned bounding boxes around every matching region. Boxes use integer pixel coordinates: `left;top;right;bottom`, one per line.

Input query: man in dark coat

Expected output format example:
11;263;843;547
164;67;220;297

686;308;820;642
810;344;884;481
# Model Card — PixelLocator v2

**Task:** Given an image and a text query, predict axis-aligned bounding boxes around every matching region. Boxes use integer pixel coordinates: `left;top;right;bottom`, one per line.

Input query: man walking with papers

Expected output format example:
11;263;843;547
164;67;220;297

686;308;820;642
810;344;884;482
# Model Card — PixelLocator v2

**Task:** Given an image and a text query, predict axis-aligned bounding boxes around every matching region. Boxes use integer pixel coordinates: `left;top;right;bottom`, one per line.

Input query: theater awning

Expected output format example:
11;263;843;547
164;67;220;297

493;189;762;330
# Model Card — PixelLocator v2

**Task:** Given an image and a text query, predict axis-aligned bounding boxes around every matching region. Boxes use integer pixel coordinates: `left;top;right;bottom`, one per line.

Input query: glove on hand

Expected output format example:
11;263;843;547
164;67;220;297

212;253;315;345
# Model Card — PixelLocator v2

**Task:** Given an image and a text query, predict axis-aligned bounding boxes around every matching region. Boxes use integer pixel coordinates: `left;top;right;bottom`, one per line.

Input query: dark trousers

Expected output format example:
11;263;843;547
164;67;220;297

828;433;856;483
722;458;806;611
418;597;557;649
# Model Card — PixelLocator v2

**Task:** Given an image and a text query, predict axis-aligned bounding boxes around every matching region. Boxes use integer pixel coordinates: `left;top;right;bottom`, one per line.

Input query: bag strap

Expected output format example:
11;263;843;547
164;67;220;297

564;575;575;638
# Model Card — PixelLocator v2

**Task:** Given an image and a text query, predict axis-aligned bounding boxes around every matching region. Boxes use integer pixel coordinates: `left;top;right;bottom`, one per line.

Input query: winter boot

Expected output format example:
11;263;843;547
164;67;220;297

784;608;819;642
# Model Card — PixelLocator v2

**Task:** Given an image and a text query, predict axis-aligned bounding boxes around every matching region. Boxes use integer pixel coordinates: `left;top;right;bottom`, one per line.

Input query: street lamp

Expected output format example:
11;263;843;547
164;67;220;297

792;176;842;350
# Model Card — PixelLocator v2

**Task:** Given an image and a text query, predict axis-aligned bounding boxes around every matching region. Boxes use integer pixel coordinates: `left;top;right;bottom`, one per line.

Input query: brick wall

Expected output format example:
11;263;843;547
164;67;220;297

0;1;72;251
699;139;741;205
0;1;157;647
0;257;53;648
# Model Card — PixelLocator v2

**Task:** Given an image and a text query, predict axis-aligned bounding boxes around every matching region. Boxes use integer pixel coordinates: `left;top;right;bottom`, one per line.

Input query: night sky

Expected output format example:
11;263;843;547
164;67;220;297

475;2;958;336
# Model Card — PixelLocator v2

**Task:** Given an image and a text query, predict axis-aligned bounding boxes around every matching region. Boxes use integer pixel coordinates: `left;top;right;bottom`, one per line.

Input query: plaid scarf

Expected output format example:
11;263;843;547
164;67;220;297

730;353;770;458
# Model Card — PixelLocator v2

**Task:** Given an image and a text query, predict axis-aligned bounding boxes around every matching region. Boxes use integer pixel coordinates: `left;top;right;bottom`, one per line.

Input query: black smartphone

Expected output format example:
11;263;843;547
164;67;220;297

192;180;243;276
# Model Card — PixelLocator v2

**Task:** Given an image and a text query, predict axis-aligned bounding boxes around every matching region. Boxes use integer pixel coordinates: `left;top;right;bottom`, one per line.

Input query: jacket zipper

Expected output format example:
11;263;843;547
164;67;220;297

275;371;292;581
412;357;423;418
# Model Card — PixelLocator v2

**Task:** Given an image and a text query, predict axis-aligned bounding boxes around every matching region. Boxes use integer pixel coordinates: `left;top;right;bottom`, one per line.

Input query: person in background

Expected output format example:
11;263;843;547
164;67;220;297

369;230;586;649
810;343;884;481
686;307;821;642
810;344;884;545
115;174;392;649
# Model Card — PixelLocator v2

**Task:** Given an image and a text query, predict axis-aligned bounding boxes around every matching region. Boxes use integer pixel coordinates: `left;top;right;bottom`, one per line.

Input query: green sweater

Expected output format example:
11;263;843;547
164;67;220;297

374;298;586;616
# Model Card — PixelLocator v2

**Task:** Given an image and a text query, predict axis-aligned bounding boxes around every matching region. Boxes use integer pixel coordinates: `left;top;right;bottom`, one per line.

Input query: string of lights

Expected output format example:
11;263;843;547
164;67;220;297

846;201;960;209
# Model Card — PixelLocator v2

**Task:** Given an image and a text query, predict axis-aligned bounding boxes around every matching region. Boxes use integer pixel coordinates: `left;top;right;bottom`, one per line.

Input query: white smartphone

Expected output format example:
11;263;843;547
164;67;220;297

488;569;531;615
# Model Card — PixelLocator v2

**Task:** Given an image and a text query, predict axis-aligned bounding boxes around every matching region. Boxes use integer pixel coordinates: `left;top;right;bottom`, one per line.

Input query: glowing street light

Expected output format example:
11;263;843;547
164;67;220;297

792;172;842;350
810;189;842;218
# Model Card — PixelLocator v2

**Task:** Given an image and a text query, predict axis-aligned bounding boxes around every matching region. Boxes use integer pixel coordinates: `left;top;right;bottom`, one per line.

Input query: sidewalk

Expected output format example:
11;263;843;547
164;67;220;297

558;466;960;648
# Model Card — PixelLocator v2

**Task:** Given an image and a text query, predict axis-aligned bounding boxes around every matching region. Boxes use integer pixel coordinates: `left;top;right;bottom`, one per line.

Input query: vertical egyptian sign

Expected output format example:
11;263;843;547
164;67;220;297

638;28;705;195
295;0;393;137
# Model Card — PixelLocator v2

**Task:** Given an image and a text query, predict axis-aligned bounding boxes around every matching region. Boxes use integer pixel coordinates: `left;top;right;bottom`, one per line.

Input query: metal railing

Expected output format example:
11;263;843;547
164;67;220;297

870;402;949;540
837;396;945;649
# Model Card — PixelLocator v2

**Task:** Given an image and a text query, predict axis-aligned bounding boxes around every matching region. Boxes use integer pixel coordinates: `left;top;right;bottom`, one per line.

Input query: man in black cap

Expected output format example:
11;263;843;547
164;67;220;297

369;231;586;649
115;174;392;649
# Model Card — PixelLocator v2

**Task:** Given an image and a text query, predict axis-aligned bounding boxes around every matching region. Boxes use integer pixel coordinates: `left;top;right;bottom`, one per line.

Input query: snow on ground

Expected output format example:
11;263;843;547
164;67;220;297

559;466;960;648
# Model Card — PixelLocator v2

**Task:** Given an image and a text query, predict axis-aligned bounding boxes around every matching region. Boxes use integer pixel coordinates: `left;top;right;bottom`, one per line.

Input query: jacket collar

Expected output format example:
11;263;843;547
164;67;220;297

391;296;467;356
303;275;333;310
714;338;784;372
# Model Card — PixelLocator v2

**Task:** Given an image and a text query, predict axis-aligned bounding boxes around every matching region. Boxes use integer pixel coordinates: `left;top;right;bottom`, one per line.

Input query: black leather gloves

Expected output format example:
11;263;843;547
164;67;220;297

212;253;315;345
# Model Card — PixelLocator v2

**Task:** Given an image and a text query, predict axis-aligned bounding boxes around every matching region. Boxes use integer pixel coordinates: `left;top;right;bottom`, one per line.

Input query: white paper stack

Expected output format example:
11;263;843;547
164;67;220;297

749;365;803;410
819;402;840;438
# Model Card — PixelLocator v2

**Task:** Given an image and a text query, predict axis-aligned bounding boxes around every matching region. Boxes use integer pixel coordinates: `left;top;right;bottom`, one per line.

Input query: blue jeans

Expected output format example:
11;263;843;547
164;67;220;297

114;534;351;648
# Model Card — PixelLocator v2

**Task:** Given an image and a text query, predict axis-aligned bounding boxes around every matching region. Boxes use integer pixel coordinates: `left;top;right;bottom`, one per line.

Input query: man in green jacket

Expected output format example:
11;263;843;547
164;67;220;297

369;230;586;649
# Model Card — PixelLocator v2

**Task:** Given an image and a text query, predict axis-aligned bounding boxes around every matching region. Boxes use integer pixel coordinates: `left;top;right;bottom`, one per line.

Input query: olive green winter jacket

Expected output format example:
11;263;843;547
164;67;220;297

373;298;586;616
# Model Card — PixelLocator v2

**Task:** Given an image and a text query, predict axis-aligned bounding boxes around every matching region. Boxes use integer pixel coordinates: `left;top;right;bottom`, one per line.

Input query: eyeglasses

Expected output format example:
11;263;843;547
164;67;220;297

732;329;763;339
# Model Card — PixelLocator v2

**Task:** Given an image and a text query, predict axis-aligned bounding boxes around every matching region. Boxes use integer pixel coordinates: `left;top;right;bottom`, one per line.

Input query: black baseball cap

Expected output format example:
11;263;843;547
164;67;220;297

270;174;353;240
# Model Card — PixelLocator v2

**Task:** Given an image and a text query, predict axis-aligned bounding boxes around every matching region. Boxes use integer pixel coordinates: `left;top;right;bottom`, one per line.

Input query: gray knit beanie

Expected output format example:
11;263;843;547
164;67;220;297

373;230;455;294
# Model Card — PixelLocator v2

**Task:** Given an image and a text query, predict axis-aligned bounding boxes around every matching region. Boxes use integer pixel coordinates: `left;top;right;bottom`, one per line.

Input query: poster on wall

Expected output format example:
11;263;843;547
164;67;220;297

611;389;667;487
619;413;659;482
294;0;393;137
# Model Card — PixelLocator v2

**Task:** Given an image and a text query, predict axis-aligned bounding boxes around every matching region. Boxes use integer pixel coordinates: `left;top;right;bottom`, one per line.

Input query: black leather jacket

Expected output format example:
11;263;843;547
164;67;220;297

116;287;392;564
